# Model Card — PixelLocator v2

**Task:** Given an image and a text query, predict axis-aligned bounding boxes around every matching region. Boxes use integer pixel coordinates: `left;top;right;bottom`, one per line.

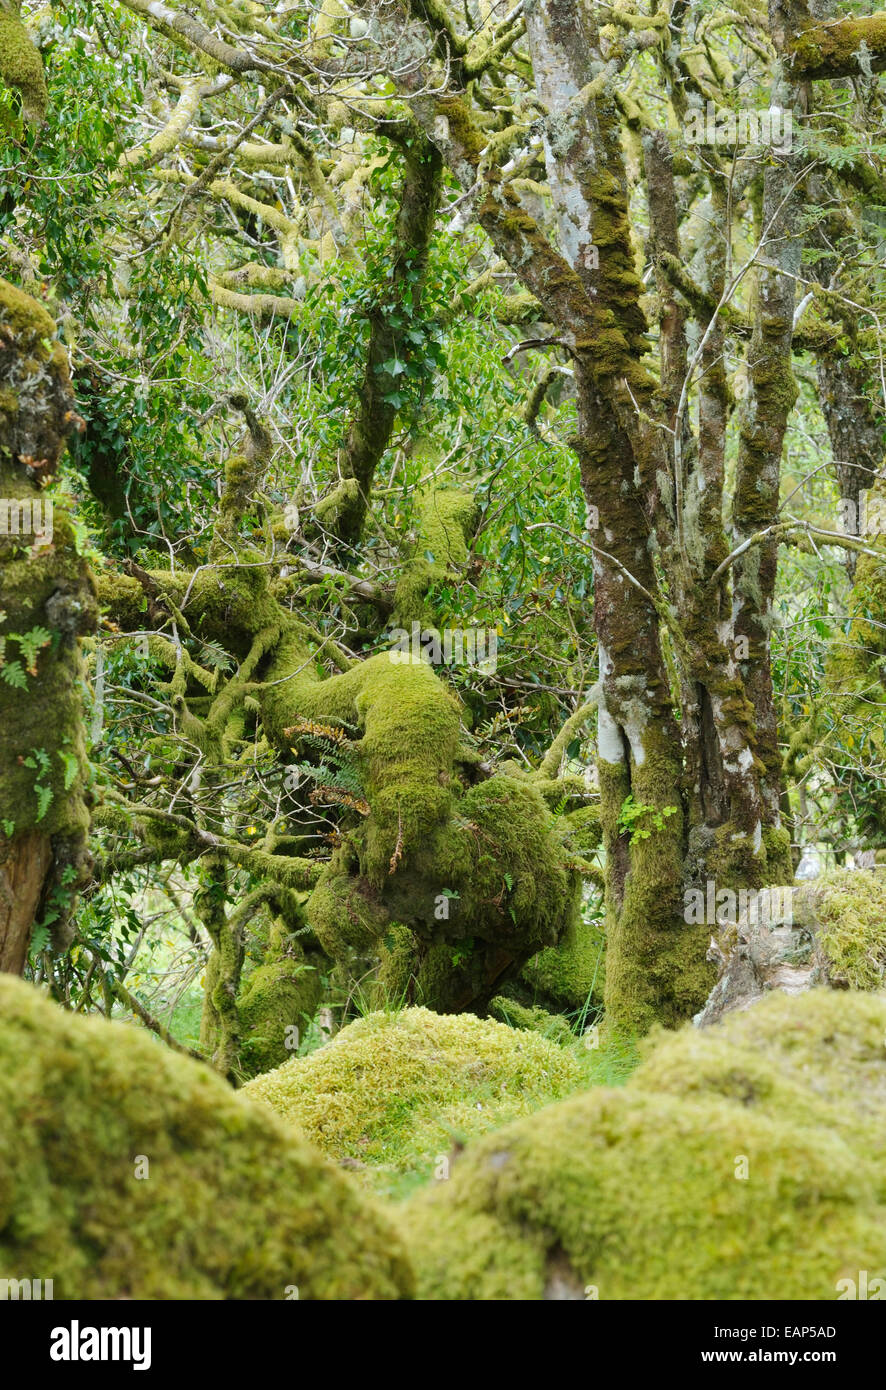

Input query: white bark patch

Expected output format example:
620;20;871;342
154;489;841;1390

598;705;625;764
711;693;751;758
610;676;650;768
620;696;649;768
597;642;625;765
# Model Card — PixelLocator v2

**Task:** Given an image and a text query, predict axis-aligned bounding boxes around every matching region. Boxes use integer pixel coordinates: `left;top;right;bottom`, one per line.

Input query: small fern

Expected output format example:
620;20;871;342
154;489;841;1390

23;748;53;822
0;626;52;688
284;719;368;811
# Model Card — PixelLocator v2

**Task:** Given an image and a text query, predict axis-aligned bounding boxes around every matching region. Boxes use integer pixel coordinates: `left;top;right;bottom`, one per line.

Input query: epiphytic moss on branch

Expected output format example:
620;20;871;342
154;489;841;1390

0;1;48;129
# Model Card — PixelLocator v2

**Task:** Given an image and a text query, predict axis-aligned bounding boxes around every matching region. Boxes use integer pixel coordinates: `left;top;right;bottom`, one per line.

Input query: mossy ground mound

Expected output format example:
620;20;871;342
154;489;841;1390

0;976;412;1299
400;990;886;1299
243;1006;585;1196
640;987;886;1170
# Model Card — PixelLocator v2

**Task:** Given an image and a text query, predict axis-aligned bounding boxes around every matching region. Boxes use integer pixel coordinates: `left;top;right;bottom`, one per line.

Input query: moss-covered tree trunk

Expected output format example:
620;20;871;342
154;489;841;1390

0;281;96;975
392;0;803;1030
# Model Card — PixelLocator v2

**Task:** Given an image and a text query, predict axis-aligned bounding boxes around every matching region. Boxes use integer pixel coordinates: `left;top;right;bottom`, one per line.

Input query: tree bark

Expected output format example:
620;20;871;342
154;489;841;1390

0;830;52;973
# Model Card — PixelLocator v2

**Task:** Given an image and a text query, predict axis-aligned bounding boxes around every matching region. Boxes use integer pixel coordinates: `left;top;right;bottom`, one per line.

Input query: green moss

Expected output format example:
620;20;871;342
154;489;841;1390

800;868;886;990
392;488;478;627
0;6;48;126
761;823;793;882
789;18;886;80
307;867;391;956
599;737;713;1034
238;948;324;1078
518;909;604;1012
363;773;583;1011
637;989;886;1173
488;996;574;1046
0;975;413;1298
429;775;580;946
0;278;54;342
434;94;487;164
401;991;886;1299
243;1006;583;1197
313;477;361;533
277;650;462;889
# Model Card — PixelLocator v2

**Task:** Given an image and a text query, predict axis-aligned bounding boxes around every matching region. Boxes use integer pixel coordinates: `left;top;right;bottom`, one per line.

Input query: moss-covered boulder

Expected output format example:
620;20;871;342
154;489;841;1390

399;991;886;1299
0;976;412;1298
641;987;886;1170
804;868;886;990
696;868;886;1024
243;1006;583;1196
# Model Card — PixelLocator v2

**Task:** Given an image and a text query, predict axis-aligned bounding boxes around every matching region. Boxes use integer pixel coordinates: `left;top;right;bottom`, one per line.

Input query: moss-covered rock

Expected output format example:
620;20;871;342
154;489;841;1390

0;976;412;1298
696;868;886;1024
243;1006;583;1196
803;868;886;990
400;991;886;1299
639;988;886;1172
